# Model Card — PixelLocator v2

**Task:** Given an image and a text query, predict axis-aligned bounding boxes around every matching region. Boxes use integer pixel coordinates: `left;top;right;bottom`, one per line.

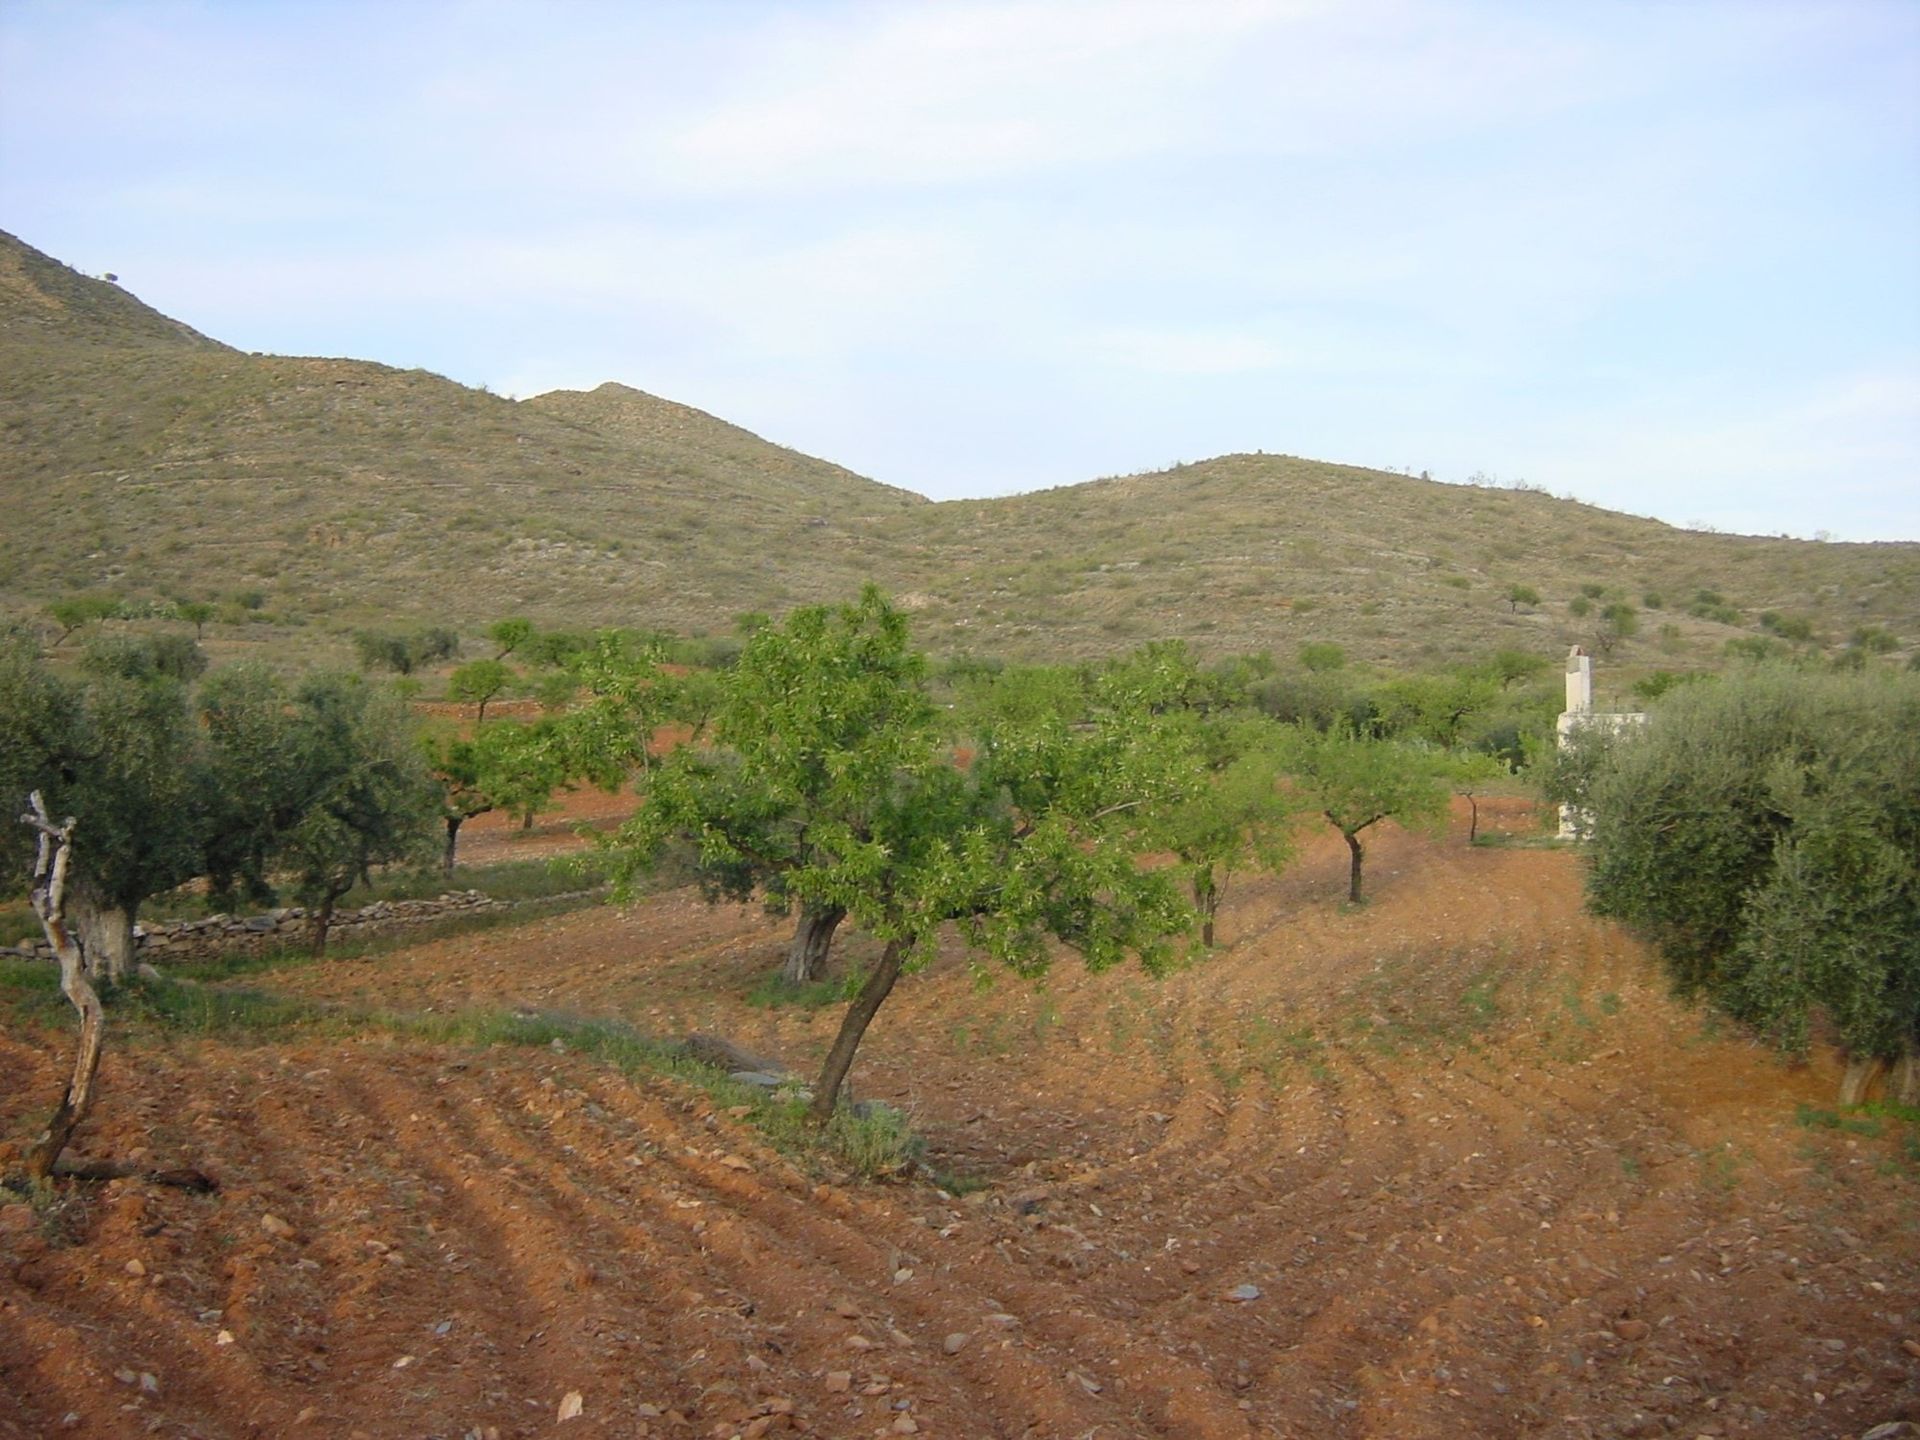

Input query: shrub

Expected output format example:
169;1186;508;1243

1580;668;1920;1098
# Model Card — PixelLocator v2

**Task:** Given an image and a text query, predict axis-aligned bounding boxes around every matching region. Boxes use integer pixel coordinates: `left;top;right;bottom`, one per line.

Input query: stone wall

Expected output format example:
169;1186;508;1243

0;890;532;965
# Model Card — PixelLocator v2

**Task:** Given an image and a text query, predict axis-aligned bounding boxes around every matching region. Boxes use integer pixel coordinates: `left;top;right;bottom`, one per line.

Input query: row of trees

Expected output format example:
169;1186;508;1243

7;595;1517;1168
549;590;1506;1118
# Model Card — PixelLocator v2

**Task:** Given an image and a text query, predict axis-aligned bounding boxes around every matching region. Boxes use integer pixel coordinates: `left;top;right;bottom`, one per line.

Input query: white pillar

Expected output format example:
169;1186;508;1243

1564;646;1592;716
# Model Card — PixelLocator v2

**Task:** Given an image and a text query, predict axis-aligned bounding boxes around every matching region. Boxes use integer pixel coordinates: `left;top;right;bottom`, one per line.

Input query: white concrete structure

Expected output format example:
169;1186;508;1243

1555;646;1647;839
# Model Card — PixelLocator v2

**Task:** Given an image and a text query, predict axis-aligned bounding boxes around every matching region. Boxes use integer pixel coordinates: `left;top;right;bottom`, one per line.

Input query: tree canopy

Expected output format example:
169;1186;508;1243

1579;666;1920;1101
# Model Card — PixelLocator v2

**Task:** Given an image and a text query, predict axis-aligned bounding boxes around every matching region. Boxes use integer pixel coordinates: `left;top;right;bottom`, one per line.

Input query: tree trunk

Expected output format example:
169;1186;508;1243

809;939;907;1124
1838;1054;1887;1107
784;904;845;984
1192;869;1219;949
310;887;343;957
71;881;135;985
21;796;108;1182
1344;830;1365;904
1891;1043;1920;1106
1466;793;1480;844
444;814;463;875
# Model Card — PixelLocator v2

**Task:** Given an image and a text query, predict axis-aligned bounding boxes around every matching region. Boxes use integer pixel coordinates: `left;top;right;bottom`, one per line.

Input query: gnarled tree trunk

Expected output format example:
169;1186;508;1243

784;903;845;984
809;939;906;1124
22;795;108;1182
443;814;464;875
70;877;135;984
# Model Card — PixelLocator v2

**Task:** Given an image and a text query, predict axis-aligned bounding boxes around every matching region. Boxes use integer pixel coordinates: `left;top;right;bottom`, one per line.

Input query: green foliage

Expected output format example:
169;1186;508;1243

487;616;533;660
1298;642;1346;673
273;673;441;941
605;588;1192;1115
173;600;216;639
80;631;207;684
1596;602;1638;654
1280;727;1453;901
45;592;124;644
352;626;461;676
446;658;514;722
1581;667;1920;1064
1504;584;1542;612
1567;596;1593;619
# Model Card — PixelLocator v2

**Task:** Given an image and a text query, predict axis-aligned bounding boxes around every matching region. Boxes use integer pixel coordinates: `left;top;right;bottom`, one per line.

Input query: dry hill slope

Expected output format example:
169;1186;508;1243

2;229;1916;671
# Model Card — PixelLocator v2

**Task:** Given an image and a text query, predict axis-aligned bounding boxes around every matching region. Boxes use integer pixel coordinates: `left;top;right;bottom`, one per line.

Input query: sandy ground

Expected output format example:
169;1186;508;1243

3;798;1916;1439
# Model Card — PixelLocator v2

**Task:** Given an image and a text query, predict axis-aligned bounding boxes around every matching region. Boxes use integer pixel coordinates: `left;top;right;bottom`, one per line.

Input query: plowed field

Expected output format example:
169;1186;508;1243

4;800;1917;1439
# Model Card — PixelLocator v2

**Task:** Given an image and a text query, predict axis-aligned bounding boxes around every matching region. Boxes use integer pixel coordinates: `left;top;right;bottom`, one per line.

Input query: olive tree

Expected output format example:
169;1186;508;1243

1580;667;1919;1102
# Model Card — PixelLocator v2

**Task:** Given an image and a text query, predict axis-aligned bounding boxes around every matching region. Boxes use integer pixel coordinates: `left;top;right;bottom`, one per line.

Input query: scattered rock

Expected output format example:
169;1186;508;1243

892;1416;919;1434
138;1373;159;1395
718;1154;752;1171
260;1214;296;1241
942;1332;970;1355
392;1355;414;1369
824;1372;852;1393
124;1258;146;1277
216;1331;235;1346
557;1391;584;1422
1613;1318;1650;1342
1226;1284;1262;1303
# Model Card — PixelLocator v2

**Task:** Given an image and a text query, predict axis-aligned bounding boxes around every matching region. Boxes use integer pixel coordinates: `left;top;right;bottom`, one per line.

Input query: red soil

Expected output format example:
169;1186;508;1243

4;798;1916;1438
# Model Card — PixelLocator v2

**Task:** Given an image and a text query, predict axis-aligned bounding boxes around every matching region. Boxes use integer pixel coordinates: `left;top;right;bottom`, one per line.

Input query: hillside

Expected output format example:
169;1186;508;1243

2;229;1916;673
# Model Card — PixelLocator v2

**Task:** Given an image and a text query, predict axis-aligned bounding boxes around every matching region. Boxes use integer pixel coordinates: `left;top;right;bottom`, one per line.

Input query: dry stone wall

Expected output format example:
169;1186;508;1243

1;890;520;965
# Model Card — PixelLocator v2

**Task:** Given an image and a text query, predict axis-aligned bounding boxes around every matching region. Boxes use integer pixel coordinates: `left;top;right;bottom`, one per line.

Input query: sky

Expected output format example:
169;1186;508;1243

1;0;1916;540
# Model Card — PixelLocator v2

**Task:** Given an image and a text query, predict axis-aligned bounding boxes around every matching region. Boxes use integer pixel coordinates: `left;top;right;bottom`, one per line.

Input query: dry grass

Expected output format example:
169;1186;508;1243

4;229;1917;676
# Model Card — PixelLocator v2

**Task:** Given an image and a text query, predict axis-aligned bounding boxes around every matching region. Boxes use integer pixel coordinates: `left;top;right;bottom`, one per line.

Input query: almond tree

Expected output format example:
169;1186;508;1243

1281;727;1453;903
602;589;1192;1115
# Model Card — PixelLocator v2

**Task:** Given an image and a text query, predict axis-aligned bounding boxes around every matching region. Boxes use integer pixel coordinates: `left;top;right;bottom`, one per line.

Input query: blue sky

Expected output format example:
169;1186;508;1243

3;0;1916;539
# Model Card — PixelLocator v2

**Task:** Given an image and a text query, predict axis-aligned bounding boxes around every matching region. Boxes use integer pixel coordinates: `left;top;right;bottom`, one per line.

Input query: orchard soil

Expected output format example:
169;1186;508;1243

3;797;1917;1439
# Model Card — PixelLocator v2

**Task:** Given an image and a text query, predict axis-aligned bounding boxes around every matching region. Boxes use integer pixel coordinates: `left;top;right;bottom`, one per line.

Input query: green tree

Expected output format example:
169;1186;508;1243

0;632;203;980
1281;728;1452;903
424;719;561;872
81;631;208;685
46;593;124;646
174;600;217;641
1298;642;1346;673
488;616;534;661
609;590;935;984
1580;667;1920;1102
604;590;1191;1116
1504;584;1541;614
1595;602;1638;655
447;658;514;725
1153;726;1294;946
275;674;440;954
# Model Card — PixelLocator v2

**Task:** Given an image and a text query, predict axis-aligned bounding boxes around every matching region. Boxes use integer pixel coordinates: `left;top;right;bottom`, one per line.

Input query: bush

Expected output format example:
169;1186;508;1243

1579;667;1919;1092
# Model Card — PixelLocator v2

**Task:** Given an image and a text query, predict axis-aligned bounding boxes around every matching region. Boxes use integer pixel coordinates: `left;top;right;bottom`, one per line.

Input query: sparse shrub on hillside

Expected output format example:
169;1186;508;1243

1579;667;1920;1103
1299;642;1346;673
1567;597;1592;619
81;632;208;685
1504;584;1541;613
353;626;462;676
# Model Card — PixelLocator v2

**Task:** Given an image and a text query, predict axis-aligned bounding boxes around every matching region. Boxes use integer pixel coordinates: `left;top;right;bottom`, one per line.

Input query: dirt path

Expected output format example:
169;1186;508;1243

4;800;1916;1438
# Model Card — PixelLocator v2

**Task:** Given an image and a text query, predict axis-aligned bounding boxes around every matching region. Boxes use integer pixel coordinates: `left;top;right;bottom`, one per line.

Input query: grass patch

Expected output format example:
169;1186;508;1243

745;971;849;1010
